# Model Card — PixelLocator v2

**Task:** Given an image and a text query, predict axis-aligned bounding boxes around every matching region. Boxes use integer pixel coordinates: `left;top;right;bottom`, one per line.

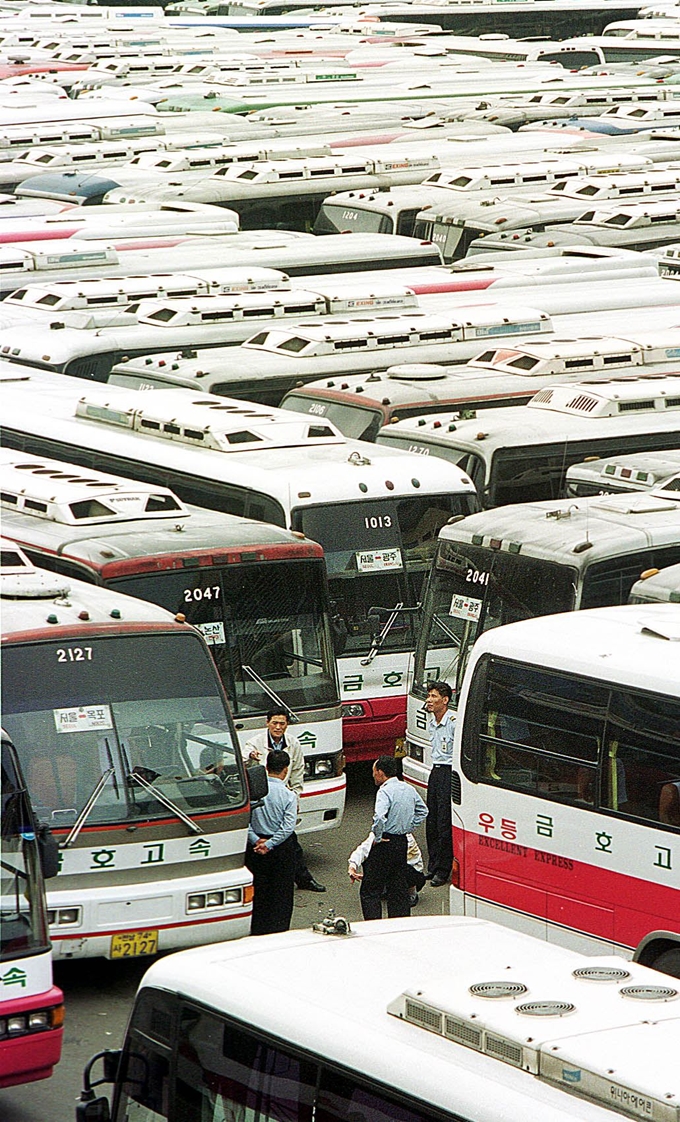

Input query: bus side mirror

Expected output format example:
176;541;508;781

76;1096;110;1122
246;764;268;806
36;821;60;879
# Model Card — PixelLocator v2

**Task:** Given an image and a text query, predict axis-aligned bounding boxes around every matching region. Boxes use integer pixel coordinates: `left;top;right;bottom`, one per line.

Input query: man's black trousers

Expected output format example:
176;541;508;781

245;834;296;936
426;764;453;879
360;833;410;920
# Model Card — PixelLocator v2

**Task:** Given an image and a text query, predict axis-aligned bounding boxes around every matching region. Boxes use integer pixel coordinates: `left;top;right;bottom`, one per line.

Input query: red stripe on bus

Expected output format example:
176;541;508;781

457;827;679;952
51;909;251;941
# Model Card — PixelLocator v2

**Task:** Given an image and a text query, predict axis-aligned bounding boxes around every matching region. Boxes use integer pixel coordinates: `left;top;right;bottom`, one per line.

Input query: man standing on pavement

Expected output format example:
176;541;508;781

244;708;325;893
425;680;455;888
357;755;427;920
245;750;297;935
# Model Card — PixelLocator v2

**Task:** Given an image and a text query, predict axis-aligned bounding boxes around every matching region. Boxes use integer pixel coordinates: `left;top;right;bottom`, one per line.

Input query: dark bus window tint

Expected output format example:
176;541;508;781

317;1068;452;1122
603;688;680;825
581;545;680;609
173;1006;317;1122
465;658;608;805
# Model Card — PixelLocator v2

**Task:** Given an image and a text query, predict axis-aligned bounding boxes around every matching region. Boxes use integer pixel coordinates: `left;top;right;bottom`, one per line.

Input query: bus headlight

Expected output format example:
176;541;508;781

304;756;341;780
342;703;365;718
187;888;243;912
407;741;424;762
28;1011;50;1030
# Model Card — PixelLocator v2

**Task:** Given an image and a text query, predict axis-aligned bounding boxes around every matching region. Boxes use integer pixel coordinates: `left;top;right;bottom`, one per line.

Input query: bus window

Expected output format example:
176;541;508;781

490;447;567;507
602;687;680;824
465;659;607;804
317;1068;438;1122
395;210;420;239
581;546;680;609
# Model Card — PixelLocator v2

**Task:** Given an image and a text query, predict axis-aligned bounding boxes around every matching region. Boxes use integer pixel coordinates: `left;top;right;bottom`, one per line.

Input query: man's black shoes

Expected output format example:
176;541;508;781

298;877;326;892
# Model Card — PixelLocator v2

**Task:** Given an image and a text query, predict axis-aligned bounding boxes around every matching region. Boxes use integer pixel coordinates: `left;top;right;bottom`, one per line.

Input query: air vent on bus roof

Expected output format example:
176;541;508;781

75;389;345;451
528;377;680;416
0;455;185;525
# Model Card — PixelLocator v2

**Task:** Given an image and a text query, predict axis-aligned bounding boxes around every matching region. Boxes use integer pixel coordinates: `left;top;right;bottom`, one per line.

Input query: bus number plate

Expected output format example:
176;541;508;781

111;930;158;959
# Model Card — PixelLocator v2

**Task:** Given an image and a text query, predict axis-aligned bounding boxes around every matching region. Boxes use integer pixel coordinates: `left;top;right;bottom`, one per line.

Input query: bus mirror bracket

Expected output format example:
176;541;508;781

76;1049;121;1122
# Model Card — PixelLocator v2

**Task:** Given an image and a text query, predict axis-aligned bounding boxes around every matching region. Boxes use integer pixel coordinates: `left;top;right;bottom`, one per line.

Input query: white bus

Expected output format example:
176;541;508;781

102;305;554;402
0;371;478;763
0;284;425;380
445;604;680;973
312;154;659;237
401;488;680;789
377;376;680;507
75;915;680;1122
468;199;680;256
1;542;261;960
0;201;240;245
629;559;680;602
0;448;345;836
0;232;444;301
280;328;680;440
565;448;680;496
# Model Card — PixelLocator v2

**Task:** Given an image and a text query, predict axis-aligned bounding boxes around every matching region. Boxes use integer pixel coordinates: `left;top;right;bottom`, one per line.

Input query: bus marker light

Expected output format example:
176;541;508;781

110;609;121;619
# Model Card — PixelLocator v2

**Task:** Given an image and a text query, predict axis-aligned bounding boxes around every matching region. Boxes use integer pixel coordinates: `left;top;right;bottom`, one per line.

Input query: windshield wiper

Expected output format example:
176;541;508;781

242;664;299;721
62;766;115;849
360;602;420;666
127;769;201;835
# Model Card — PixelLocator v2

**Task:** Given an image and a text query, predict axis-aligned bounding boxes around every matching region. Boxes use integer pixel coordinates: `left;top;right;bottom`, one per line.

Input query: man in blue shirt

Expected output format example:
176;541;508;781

425;680;456;887
245;749;298;936
359;755;428;920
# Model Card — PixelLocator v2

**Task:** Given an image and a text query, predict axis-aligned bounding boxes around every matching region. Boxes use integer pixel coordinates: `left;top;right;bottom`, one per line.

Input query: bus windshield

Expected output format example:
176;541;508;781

110;559;338;718
281;395;384;442
296;495;477;657
1;741;50;960
413;541;577;695
314;204;392;236
1;632;246;829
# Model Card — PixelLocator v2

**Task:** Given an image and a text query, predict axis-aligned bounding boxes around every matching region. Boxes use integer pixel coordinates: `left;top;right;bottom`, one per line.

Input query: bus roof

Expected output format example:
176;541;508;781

466;603;680;694
566;448;680;492
378;375;680;455
437;490;680;568
0;449;320;570
0;370;475;510
136;913;680;1122
0;538;183;639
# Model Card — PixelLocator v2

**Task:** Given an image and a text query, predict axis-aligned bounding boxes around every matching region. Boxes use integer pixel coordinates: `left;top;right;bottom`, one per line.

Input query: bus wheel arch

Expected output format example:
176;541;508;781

634;931;680;978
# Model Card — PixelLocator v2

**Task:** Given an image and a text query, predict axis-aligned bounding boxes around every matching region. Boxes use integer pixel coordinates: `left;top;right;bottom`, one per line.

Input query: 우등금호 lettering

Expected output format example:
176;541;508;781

57;646;93;662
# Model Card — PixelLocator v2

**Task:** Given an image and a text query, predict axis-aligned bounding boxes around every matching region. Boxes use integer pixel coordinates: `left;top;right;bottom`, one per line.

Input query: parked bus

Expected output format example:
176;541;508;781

312;154;658;237
74;915;680;1122
0;284;425;382
1;540;260;960
402;488;680;790
102;306;555;403
280;328;680;440
1;726;63;1088
0;449;345;835
447;604;680;973
629;559;680;602
565;448;680;496
377;376;680;508
469;200;680;256
1;373;478;762
0;232;444;302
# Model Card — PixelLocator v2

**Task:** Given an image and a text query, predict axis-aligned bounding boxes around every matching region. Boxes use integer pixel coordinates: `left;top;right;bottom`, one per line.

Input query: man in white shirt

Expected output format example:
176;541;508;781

425;680;456;888
244;708;325;893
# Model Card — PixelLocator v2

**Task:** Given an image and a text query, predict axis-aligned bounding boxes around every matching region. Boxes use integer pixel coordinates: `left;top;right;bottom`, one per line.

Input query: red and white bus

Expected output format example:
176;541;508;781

1;540;259;960
1;727;63;1088
450;603;680;976
0;449;345;835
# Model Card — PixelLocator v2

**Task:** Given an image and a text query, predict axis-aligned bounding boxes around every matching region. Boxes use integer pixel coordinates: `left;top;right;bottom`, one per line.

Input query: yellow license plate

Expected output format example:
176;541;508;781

110;929;158;959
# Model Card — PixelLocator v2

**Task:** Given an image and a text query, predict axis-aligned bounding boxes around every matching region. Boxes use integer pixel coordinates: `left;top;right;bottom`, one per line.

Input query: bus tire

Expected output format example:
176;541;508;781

649;946;680;979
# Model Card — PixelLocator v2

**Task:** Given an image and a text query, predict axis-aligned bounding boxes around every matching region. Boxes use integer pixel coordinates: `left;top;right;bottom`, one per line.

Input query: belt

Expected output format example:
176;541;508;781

432;763;452;769
383;832;407;840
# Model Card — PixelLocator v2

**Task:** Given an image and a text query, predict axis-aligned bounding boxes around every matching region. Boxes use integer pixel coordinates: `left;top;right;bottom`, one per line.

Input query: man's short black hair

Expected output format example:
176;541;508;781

267;749;290;774
267;708;290;723
374;755;399;778
427;680;453;702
